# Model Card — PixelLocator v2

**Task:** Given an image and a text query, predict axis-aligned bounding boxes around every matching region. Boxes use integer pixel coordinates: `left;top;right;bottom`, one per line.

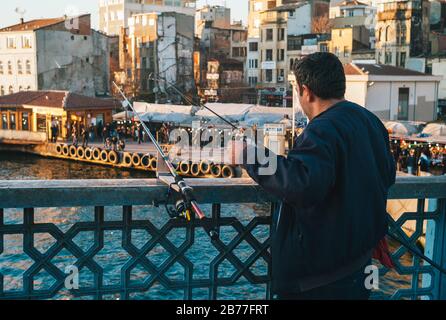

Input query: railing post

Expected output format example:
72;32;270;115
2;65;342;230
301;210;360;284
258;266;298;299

0;208;3;296
428;199;446;299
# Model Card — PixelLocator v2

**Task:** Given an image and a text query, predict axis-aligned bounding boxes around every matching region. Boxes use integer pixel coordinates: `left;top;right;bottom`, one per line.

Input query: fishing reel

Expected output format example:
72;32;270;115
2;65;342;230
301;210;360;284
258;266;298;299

167;199;192;221
164;180;194;222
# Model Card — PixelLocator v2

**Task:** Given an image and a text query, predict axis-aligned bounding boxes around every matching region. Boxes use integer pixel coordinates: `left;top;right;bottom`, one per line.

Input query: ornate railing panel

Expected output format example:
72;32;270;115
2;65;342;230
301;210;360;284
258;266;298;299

1;177;446;300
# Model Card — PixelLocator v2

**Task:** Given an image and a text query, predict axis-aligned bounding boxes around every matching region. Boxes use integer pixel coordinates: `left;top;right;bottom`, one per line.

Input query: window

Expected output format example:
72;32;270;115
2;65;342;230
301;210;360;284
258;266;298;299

17;60;22;74
339;30;343;37
344;46;350;57
278;28;285;41
1;113;7;129
8;86;13;94
248;76;258;86
400;52;406;67
266;29;273;41
266;69;273;82
26;60;31;74
9;113;16;130
0;61;3;74
37;115;47;133
385;51;392;64
266;49;273;61
249;42;258;52
232;47;246;58
249;59;258;69
400;25;406;45
277;69;285;82
8;61;12;74
0;86;4;96
7;37;16;49
277;49;285;61
18;86;23;92
22;35;32;48
22;112;29;130
385;26;391;42
288;37;302;51
320;43;328;52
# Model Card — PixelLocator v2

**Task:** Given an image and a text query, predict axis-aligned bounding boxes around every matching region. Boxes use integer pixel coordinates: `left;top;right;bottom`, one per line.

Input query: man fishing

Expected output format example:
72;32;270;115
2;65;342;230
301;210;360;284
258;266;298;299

230;52;396;300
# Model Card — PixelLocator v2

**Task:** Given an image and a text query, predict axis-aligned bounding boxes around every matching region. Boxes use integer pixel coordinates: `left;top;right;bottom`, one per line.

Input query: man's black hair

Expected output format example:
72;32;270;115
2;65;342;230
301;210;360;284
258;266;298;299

293;52;346;100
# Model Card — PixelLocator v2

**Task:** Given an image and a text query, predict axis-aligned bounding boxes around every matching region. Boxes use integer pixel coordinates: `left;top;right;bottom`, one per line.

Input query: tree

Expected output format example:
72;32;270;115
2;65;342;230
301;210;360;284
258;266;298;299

312;14;332;34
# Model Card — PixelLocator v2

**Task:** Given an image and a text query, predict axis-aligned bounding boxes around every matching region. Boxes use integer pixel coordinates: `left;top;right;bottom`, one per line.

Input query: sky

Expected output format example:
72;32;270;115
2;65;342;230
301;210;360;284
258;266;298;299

0;0;249;29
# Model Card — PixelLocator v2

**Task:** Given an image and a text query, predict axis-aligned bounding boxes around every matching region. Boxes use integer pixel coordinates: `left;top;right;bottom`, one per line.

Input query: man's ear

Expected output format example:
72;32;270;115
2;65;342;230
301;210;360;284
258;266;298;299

302;85;314;102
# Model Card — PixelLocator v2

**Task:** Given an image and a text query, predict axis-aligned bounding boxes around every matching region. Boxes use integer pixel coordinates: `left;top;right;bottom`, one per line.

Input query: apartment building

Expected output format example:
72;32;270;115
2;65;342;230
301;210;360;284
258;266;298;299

195;5;231;37
257;0;329;106
0;15;112;97
247;0;275;88
375;0;431;68
116;12;195;102
195;6;249;102
99;0;197;35
329;0;376;64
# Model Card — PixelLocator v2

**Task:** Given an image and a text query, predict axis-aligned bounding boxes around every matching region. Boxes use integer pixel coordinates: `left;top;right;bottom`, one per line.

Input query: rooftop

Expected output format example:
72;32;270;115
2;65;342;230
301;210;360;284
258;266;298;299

0;18;65;32
0;91;121;110
336;0;369;7
344;63;430;76
0;14;90;33
265;2;309;12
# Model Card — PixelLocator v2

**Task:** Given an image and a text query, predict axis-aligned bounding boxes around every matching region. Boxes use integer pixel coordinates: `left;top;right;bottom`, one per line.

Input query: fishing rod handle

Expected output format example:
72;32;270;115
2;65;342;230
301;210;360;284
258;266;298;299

191;200;206;220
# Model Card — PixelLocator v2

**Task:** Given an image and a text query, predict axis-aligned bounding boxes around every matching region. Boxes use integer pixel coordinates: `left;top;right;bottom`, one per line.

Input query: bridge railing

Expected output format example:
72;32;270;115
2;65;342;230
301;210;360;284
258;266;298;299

0;176;445;300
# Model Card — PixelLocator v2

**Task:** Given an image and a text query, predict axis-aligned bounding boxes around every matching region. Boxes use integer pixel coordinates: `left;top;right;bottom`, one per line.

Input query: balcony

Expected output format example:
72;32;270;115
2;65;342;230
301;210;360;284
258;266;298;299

0;176;446;300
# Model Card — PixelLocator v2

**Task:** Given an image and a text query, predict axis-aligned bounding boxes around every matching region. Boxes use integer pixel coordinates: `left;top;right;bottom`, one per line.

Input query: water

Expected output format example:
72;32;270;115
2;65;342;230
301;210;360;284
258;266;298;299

0;151;413;300
0;151;153;180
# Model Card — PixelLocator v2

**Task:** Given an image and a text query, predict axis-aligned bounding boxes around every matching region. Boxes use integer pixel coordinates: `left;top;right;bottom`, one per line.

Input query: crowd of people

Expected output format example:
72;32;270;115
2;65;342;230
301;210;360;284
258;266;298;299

61;120;174;151
391;140;446;176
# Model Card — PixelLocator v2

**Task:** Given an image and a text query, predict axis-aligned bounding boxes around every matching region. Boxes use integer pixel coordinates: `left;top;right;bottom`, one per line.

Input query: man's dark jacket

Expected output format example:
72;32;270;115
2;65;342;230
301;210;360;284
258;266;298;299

245;101;396;295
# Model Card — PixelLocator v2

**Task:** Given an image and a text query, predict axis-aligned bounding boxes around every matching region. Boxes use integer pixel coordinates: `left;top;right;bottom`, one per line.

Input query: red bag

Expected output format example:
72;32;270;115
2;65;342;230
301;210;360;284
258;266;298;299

372;237;395;269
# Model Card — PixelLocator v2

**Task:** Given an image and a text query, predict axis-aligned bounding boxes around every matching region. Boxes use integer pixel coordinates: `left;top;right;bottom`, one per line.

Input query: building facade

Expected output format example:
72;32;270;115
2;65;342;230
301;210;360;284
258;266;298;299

195;5;249;102
256;0;330;106
344;62;441;122
0;90;120;140
116;12;195;102
375;0;431;68
329;0;377;64
0;15;113;97
99;0;197;36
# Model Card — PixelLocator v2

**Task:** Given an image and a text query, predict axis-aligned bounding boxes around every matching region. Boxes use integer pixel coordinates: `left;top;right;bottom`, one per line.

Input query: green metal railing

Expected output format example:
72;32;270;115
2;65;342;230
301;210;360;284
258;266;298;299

0;177;445;300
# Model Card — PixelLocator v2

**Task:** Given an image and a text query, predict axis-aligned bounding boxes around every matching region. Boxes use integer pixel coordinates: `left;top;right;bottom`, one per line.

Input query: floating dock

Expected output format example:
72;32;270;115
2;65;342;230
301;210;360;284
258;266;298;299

0;141;243;179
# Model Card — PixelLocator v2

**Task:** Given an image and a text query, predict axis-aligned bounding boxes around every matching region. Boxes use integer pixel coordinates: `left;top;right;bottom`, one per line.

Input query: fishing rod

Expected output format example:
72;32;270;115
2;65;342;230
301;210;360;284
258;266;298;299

112;81;219;241
149;73;239;131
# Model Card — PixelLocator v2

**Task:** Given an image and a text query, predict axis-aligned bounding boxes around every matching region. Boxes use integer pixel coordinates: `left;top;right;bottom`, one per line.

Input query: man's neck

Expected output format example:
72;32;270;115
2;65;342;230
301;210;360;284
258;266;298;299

308;98;345;121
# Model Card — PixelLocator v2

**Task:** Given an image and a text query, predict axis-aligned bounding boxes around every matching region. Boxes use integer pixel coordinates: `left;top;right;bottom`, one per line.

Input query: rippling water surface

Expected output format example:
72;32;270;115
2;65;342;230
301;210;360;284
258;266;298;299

0;151;412;299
